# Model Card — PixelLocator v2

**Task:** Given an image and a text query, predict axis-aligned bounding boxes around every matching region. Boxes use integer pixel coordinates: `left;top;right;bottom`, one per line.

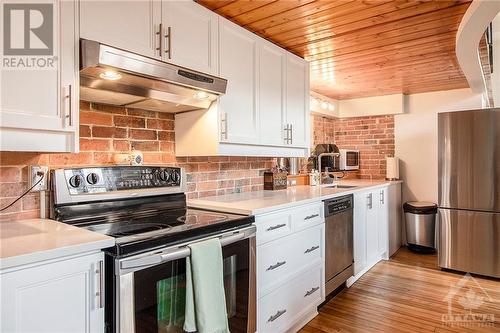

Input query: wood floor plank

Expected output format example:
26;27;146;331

299;251;500;333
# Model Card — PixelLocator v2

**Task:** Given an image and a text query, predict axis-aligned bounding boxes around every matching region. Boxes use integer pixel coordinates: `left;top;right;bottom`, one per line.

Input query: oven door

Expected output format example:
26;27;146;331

115;226;256;333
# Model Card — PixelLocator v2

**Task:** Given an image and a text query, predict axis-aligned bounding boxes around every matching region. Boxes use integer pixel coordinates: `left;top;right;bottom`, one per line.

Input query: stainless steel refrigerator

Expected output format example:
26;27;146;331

438;108;499;278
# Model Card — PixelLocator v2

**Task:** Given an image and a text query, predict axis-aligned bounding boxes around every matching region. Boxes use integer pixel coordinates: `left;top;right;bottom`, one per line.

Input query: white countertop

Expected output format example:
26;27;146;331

188;179;403;215
0;219;115;270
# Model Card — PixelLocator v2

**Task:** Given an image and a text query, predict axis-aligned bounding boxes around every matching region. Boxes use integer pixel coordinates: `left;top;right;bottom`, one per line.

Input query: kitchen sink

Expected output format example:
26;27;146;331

326;185;358;189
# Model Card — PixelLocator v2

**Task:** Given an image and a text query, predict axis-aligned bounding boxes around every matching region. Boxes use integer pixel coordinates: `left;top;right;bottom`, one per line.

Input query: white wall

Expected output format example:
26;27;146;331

492;13;500;107
394;88;483;204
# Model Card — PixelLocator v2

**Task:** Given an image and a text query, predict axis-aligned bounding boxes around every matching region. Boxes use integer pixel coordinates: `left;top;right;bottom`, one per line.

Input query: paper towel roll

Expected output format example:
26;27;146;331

386;157;399;180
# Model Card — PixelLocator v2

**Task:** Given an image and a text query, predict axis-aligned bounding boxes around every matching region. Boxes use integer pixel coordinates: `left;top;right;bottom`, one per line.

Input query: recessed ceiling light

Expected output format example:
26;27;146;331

194;91;209;99
99;70;122;81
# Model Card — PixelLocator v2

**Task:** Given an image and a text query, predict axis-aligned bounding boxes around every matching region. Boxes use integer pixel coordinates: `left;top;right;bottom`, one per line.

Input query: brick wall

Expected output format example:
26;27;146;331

311;114;395;179
0;102;275;222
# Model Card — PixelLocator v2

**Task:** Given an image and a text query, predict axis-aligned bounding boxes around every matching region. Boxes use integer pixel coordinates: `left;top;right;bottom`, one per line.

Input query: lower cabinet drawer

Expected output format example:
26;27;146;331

257;224;323;296
258;265;323;333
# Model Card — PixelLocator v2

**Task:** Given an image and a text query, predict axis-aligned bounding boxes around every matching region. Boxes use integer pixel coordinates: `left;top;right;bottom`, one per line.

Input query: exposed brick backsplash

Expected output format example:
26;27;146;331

1;102;393;222
311;114;395;179
0;102;275;222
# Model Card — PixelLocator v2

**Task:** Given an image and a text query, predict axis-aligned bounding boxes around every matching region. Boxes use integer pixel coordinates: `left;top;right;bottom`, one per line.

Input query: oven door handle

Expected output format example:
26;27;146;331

120;227;252;271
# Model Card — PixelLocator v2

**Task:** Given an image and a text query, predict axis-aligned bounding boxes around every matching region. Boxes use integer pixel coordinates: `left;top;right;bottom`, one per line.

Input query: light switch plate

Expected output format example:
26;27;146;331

29;165;49;192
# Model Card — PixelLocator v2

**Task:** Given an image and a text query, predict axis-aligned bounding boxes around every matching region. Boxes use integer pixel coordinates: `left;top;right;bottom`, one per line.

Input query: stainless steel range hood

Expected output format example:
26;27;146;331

79;39;227;113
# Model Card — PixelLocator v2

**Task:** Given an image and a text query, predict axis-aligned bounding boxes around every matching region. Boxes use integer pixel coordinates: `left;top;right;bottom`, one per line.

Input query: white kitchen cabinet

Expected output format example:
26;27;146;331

353;191;368;276
258;39;286;147
1;252;104;333
349;183;402;286
218;18;259;145
377;187;389;259
0;0;79;152
285;54;310;148
80;0;218;74
255;202;325;333
162;0;218;74
80;0;162;59
175;15;310;157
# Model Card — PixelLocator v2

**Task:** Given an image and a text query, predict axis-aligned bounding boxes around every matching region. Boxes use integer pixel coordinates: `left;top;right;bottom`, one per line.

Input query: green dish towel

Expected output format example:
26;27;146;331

184;238;229;333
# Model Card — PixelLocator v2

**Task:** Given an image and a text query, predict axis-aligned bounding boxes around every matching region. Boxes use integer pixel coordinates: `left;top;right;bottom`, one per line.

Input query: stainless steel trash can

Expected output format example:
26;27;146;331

403;201;437;252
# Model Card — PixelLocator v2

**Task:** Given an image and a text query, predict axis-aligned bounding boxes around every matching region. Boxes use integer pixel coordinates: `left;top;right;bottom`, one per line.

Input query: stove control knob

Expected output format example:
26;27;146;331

87;173;99;185
69;175;83;188
170;170;180;184
158;169;170;182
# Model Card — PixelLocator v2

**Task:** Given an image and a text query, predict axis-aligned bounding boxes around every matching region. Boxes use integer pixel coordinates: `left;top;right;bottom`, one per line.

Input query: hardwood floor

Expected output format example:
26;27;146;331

300;251;500;333
391;246;440;271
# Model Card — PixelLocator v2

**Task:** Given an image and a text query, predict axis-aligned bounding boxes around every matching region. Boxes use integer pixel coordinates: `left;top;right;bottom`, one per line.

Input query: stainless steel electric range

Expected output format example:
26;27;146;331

50;166;256;333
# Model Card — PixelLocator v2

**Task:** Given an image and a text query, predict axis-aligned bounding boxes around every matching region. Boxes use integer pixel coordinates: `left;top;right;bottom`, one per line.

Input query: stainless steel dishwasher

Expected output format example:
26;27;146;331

324;195;354;296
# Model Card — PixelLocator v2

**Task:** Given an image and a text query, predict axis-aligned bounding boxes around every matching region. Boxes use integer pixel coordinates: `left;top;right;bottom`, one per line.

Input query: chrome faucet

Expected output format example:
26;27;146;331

317;152;340;185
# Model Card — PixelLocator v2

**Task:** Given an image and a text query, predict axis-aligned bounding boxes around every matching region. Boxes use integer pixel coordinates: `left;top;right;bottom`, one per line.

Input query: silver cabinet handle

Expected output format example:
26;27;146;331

304;286;320;297
283;124;289;144
220;113;228;141
96;260;104;309
304;245;320;254
380;190;385;205
266;261;286;271
367;193;373;209
155;23;162;57
267;309;286;322
66;84;73;126
266;223;286;232
164;26;172;59
304;213;319;220
289;124;293;145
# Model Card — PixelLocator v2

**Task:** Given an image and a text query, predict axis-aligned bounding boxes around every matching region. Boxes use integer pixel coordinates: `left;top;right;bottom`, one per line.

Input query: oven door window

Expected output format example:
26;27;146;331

346;152;359;166
132;239;250;333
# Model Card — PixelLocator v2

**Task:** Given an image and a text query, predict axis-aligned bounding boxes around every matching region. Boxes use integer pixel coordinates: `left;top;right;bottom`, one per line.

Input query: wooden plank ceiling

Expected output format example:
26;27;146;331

197;0;472;100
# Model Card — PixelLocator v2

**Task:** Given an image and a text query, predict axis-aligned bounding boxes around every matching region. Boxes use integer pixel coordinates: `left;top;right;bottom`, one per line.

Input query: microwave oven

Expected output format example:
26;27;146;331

339;149;359;170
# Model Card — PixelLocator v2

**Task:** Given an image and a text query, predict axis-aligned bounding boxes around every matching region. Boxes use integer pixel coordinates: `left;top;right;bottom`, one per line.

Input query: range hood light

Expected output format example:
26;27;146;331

321;101;328;109
194;90;209;99
99;70;122;81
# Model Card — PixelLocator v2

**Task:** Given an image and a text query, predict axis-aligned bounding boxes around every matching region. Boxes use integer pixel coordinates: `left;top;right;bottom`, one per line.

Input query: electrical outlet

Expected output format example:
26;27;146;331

29;165;49;192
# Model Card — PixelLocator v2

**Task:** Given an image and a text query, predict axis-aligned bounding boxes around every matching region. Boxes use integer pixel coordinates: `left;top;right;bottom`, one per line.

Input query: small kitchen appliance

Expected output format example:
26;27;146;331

339;149;360;171
50;166;256;333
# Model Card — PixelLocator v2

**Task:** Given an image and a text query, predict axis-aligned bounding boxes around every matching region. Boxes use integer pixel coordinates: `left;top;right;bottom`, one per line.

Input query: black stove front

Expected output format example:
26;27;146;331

53;192;253;256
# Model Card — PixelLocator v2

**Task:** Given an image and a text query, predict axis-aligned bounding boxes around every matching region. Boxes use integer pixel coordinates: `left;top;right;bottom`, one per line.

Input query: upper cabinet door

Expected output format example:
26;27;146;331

218;19;259;144
285;55;310;148
80;0;162;59
258;40;286;147
0;0;78;152
163;0;218;75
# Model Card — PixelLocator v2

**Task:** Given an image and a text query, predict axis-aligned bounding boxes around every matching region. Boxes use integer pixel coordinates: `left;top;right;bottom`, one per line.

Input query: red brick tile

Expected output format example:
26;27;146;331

80;111;113;126
158;113;174;120
94;104;127;114
158;131;175;141
80;138;110;151
113;140;130;152
129;129;157;140
127;108;157;118
0;167;20;183
92;126;127;138
147;119;174;130
114;115;145;128
49;153;93;166
80;125;91;137
131;141;159;151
